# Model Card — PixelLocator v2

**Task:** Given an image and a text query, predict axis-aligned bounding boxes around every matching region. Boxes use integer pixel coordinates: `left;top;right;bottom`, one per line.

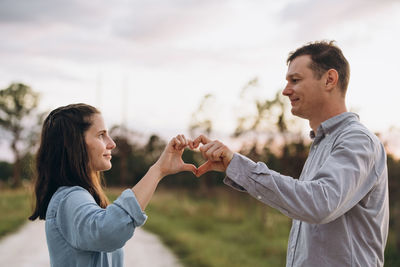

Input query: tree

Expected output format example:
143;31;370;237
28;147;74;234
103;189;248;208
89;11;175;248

144;134;167;165
234;78;307;167
189;93;215;137
0;161;13;187
189;93;224;192
232;78;309;228
106;126;171;187
0;83;40;187
385;151;400;264
107;125;141;186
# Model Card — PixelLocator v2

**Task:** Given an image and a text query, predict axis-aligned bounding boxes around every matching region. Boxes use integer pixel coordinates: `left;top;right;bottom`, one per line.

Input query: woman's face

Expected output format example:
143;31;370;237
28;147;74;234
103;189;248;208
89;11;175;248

85;113;116;172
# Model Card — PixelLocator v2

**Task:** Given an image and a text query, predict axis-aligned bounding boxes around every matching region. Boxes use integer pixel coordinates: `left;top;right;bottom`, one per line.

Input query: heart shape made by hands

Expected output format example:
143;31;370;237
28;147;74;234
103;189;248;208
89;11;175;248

183;135;234;177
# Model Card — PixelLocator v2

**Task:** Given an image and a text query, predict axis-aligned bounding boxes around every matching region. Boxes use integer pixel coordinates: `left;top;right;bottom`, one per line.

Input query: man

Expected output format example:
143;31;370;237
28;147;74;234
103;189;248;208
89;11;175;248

192;41;389;266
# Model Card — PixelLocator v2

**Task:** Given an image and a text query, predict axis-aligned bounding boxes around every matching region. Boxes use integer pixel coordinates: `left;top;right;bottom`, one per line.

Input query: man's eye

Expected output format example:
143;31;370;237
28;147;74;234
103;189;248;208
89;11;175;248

292;78;299;83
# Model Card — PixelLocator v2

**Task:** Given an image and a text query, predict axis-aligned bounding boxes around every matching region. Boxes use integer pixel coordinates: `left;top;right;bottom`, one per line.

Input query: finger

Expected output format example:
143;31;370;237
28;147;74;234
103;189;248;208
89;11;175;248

199;141;215;153
177;134;186;146
213;146;225;160
192;136;200;148
171;137;182;150
193;134;212;148
199;142;213;161
181;163;198;175
175;135;186;149
196;160;213;177
173;138;187;151
183;135;191;149
188;139;195;150
183;136;194;148
215;145;234;168
200;141;224;161
204;143;222;162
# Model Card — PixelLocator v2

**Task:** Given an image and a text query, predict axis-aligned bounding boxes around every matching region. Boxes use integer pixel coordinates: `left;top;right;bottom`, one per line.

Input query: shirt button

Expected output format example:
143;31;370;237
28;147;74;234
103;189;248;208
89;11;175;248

257;195;262;200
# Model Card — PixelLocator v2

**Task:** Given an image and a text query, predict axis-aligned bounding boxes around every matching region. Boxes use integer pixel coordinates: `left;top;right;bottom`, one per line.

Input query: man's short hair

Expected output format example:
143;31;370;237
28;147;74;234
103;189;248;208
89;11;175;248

287;40;350;95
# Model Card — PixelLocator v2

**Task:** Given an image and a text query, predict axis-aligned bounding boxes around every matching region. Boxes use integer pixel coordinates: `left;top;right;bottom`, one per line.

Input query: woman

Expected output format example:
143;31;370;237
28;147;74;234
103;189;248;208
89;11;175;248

29;103;196;267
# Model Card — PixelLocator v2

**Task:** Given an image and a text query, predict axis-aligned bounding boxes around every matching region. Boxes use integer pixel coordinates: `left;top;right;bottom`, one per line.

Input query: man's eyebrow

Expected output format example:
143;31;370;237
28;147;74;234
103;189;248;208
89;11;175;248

286;72;301;80
287;72;301;78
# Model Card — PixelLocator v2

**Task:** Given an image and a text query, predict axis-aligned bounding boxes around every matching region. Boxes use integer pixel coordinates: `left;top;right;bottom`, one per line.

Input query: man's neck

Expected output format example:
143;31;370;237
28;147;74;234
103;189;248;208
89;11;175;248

309;104;347;133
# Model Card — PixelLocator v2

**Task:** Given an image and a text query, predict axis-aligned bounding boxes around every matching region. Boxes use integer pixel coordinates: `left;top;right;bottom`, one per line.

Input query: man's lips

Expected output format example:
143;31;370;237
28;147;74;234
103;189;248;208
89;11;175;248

290;97;299;105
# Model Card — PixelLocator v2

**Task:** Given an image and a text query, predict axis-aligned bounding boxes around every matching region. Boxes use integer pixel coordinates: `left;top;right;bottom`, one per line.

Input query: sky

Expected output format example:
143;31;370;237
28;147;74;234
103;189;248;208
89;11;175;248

1;0;400;160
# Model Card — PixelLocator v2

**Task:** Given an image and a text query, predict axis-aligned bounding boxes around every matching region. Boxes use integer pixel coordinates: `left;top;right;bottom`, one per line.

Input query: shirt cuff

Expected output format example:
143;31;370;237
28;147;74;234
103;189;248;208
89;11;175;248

113;189;148;227
224;153;257;192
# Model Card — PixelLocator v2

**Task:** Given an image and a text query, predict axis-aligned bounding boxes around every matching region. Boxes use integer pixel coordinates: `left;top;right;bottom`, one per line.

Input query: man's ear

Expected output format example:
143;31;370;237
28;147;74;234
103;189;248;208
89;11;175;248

325;69;339;91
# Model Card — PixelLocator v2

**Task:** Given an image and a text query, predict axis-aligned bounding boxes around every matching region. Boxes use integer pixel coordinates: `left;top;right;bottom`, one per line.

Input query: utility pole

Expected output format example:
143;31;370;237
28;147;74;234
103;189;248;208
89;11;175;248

96;72;102;109
120;74;129;186
122;75;128;128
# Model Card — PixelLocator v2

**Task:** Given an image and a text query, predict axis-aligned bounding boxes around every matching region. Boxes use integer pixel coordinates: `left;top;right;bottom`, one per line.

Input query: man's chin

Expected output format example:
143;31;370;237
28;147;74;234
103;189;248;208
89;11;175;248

291;108;307;119
290;107;299;116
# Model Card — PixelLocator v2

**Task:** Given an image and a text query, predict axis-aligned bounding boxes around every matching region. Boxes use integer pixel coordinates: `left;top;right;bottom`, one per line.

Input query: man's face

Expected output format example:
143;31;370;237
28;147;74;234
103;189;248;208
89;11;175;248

283;55;326;120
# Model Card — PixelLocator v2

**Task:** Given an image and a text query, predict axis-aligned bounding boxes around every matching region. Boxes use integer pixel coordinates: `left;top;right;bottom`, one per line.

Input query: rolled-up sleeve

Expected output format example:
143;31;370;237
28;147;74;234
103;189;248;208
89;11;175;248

56;187;147;252
224;130;380;224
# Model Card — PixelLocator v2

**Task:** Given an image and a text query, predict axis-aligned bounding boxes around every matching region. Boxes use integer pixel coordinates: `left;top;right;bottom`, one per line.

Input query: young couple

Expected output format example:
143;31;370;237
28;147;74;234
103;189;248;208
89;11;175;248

30;41;389;267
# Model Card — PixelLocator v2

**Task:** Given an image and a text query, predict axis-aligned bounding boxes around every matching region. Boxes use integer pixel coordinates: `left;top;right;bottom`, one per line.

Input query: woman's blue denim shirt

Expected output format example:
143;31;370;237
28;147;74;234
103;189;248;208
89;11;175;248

45;186;147;267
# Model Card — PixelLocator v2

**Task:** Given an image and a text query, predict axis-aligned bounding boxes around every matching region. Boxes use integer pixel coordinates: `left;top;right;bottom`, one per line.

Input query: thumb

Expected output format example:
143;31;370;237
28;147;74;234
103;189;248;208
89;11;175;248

181;163;198;175
196;160;214;177
193;135;211;148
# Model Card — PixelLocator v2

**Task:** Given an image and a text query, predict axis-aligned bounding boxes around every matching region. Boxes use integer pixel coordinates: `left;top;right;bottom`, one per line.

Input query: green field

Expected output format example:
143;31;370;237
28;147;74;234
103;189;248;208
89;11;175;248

109;187;289;267
142;188;289;267
1;187;399;266
0;188;32;238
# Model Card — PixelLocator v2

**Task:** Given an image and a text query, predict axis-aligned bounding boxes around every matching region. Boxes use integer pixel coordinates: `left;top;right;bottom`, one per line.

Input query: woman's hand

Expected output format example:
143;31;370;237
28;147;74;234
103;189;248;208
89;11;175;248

153;134;197;178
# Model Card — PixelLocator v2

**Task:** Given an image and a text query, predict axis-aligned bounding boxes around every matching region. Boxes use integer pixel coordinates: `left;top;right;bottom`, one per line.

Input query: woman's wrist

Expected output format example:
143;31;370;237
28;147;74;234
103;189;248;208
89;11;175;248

149;163;164;181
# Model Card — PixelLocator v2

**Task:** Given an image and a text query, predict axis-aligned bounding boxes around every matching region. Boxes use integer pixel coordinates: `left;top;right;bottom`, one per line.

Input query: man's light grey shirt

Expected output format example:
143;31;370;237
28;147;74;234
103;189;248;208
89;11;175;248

225;112;389;267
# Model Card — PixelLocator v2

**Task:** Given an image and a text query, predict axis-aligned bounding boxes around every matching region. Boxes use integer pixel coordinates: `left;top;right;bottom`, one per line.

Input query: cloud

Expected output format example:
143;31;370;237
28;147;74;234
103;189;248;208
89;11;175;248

0;0;229;43
109;1;230;44
0;0;235;67
278;0;399;41
0;0;110;26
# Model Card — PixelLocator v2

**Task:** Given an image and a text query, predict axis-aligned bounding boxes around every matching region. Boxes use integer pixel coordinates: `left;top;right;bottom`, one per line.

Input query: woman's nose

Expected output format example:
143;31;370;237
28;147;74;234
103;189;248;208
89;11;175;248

107;137;116;150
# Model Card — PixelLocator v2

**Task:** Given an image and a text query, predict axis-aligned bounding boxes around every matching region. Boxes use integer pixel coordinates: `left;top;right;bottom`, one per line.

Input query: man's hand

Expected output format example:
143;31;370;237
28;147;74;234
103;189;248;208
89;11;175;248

191;135;234;177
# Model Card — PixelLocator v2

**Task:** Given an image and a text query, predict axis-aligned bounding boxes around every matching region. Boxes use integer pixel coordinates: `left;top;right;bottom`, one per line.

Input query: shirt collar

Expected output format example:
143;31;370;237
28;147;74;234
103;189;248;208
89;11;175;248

309;112;360;140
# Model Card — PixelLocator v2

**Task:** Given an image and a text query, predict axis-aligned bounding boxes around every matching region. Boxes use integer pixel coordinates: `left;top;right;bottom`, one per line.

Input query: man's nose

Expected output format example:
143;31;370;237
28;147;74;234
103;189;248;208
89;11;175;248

282;84;292;96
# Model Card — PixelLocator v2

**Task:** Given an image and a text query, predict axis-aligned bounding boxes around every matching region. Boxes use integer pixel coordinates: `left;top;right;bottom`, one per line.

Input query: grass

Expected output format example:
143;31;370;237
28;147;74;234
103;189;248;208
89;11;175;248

107;187;290;266
139;188;290;267
385;231;400;267
0;188;32;238
1;187;399;267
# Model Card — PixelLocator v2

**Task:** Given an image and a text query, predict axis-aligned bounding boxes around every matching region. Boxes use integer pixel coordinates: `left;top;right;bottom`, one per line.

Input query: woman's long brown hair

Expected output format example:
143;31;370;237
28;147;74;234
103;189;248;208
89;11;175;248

29;103;109;220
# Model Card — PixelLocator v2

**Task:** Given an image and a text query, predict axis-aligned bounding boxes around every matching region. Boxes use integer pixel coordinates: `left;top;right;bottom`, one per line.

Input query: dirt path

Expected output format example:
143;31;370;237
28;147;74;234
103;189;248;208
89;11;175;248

0;220;182;267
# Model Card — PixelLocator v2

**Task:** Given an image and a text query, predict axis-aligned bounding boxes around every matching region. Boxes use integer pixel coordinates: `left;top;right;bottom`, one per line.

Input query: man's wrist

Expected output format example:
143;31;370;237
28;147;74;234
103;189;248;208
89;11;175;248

223;151;234;169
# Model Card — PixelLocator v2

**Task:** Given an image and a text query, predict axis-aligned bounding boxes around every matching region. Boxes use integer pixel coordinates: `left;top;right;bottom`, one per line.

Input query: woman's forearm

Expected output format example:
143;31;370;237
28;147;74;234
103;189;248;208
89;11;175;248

131;165;163;211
